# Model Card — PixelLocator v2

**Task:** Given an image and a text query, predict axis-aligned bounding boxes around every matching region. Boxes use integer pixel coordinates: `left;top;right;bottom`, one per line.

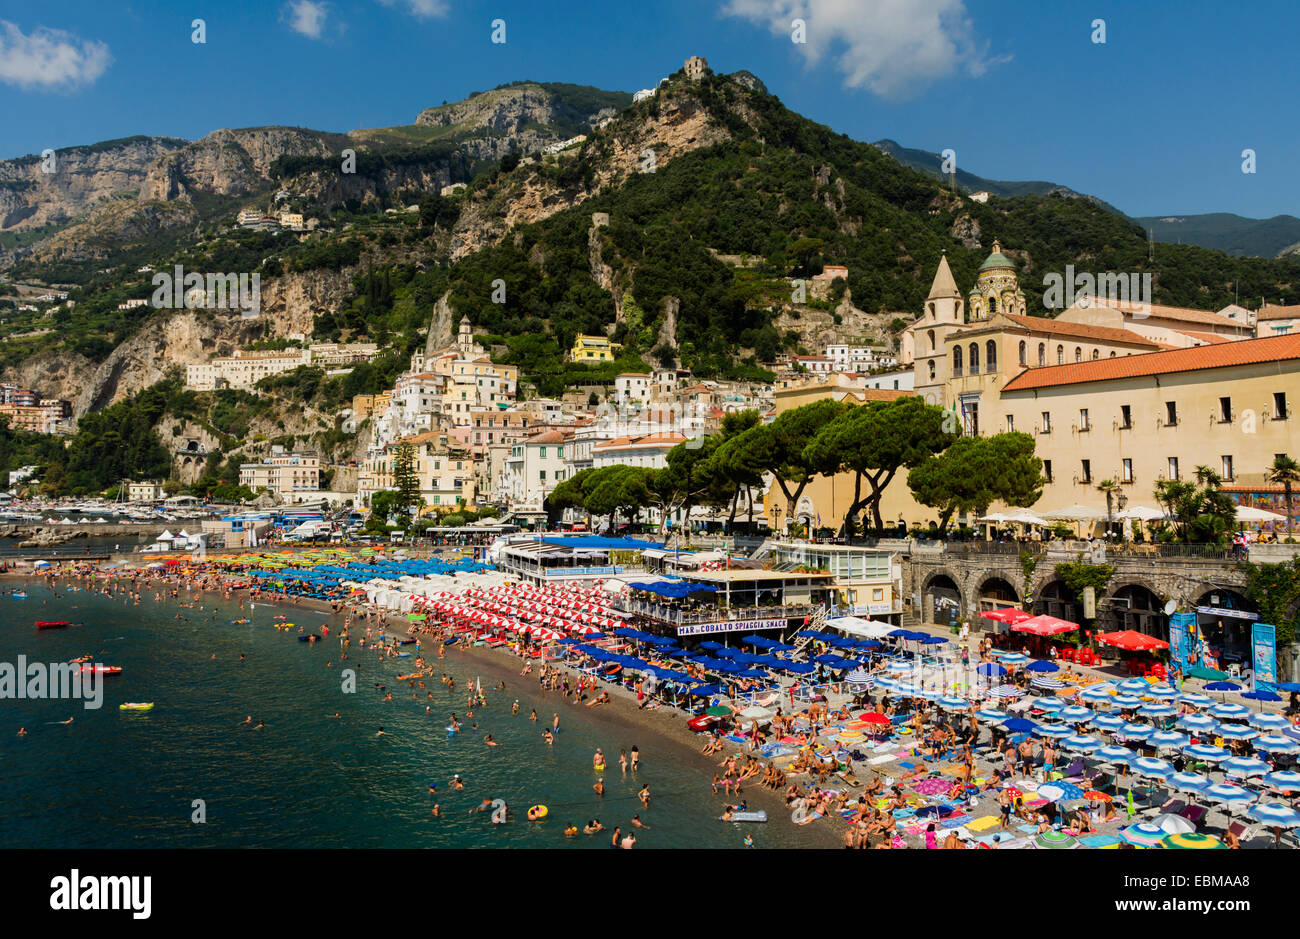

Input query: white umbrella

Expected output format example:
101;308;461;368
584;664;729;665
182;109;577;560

1116;505;1168;521
1150;813;1196;835
1042;504;1104;521
1235;505;1286;522
1002;509;1050;526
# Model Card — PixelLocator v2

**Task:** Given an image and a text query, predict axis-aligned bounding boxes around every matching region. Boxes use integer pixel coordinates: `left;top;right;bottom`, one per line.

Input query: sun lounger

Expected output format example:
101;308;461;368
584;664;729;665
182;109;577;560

1179;804;1206;826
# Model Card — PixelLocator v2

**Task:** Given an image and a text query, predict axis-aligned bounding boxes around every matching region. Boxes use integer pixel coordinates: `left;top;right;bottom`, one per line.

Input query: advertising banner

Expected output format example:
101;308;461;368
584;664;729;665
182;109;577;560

1252;622;1278;692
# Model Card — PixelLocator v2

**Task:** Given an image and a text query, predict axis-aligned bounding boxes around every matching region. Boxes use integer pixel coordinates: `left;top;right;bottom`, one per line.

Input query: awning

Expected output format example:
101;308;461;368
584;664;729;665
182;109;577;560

826;615;895;639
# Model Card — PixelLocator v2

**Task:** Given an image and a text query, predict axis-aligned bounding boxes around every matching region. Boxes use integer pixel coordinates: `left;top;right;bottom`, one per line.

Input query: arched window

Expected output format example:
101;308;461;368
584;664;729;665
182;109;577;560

1057;345;1065;365
1109;351;1117;358
928;360;936;381
1075;346;1082;362
952;346;963;377
968;342;980;374
1037;343;1046;366
927;329;936;354
987;340;998;372
988;296;998;316
928;302;935;318
1092;348;1099;360
1018;340;1027;366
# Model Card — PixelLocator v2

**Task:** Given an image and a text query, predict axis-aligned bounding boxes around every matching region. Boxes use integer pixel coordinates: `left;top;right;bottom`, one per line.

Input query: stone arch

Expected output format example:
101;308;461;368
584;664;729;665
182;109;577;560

1105;582;1167;637
1033;577;1084;624
922;571;963;627
973;575;1019;614
1192;588;1258;671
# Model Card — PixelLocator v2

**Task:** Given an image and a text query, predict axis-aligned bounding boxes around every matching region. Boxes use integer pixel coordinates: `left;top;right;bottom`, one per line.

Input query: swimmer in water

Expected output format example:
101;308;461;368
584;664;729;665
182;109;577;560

631;814;650;829
255;720;265;730
451;775;465;790
484;735;498;746
543;729;554;746
593;778;605;796
17;727;26;736
376;727;386;736
432;805;441;817
240;716;252;725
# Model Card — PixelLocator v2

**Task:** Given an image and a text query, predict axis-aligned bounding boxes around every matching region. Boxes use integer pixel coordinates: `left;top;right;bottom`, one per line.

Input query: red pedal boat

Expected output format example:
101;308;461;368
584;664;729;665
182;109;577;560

79;665;122;675
36;621;71;629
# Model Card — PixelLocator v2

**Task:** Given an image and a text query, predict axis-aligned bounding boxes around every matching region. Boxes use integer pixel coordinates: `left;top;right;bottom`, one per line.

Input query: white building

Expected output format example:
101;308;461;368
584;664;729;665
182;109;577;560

856;369;915;392
614;372;651;405
128;481;164;502
591;433;687;470
500;431;571;510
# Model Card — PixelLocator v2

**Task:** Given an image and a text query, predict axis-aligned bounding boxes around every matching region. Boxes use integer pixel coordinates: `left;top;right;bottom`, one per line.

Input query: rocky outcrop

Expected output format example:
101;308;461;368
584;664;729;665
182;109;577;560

138;127;339;202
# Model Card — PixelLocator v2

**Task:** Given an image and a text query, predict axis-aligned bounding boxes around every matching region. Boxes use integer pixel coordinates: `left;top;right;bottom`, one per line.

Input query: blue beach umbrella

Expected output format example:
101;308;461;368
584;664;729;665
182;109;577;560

1241;690;1282;704
1036;723;1073;739
1216;723;1259;741
1080;685;1116;704
1118;679;1152;694
1121;823;1166;846
976;707;1008;722
1263;770;1300;791
1253;735;1300;755
1138;703;1177;719
1208;703;1251;721
1183;744;1231;763
977;663;1007;677
989;685;1024;699
1275;683;1300;693
1031;677;1067;691
1248;712;1290;731
1031;696;1067;711
1093;714;1126;732
1059;706;1094;723
1221;756;1271;778
1148;730;1190;750
1027;660;1060;673
873;677;898;690
938;696;970;710
1002;718;1038;733
1178;693;1214;708
1202;783;1254;808
1177;713;1219;733
1119;723;1153;740
1167;771;1212;794
1132;757;1175;779
1248;803;1300;828
1061;735;1103;753
1097;745;1136;764
999;653;1030;665
1145;685;1178;700
1110;695;1144;709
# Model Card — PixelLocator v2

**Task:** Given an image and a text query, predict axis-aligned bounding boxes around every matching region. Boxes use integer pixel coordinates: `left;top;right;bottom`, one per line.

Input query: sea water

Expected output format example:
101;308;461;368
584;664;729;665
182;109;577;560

0;582;824;848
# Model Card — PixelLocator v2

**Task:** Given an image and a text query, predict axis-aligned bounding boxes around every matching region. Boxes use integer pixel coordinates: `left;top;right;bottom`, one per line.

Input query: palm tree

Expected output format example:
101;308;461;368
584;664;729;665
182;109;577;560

1267;454;1300;538
1096;478;1120;539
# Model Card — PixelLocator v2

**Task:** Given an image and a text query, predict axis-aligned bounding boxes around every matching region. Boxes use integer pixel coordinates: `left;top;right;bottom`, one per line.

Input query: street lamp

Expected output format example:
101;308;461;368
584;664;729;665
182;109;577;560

774;503;784;538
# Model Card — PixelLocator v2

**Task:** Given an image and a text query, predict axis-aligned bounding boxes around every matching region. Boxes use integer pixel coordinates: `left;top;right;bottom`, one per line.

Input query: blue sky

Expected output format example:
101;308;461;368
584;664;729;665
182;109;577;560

1;0;1295;219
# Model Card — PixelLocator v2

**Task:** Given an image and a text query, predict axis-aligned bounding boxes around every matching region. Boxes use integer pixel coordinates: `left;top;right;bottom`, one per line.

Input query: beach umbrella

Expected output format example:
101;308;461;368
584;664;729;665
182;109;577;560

1184;744;1231;763
938;696;970;710
1059;706;1094;723
1167;771;1212;794
1148;730;1190;750
989;686;1024;699
858;712;890;725
1033;831;1079;849
1093;714;1126;732
1248;804;1300;828
1248;712;1290;731
1030;696;1067;711
1133;757;1175;779
1178;693;1214;708
1121;823;1166;846
1216;724;1259;741
1263;770;1300;791
1119;723;1153;740
1118;679;1152;694
999;654;1030;665
1097;745;1136;764
1080;685;1116;704
1137;703;1178;720
1002;718;1038;734
739;705;773;720
1026;660;1060;673
1031;677;1067;691
1144;685;1179;700
976;663;1008;678
1253;735;1300;755
1079;833;1121;847
1061;735;1103;753
704;705;734;717
1204;681;1242;695
1037;723;1073;739
1202;783;1254;808
1176;713;1219;733
976;708;1008;722
1110;695;1144;709
1208;703;1251;721
1163;832;1225;849
1221;756;1270;778
1150;813;1197;835
1241;690;1282;705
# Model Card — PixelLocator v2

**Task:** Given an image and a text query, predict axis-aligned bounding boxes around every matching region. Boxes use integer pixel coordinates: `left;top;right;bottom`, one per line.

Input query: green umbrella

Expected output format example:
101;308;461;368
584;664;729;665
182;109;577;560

1162;832;1225;849
1033;830;1079;849
705;705;733;718
1188;666;1230;681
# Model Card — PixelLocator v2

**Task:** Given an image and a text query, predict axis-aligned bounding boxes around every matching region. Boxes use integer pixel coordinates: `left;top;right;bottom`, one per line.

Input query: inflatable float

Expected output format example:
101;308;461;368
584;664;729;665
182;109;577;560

80;665;121;675
723;810;767;823
527;804;548;821
35;621;71;629
119;702;154;711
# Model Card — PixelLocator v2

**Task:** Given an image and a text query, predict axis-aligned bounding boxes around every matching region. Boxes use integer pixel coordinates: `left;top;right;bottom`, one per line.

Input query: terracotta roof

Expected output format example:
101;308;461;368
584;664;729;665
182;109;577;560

1002;334;1300;392
1001;314;1161;348
524;430;569;444
1098;298;1251;330
1173;329;1231;345
592;433;687;451
1258;304;1300;321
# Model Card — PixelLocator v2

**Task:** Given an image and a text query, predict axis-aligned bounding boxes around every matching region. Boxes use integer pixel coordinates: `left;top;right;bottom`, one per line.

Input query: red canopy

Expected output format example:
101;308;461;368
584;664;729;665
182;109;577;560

1011;614;1079;636
858;712;890;725
980;608;1033;625
1094;630;1169;651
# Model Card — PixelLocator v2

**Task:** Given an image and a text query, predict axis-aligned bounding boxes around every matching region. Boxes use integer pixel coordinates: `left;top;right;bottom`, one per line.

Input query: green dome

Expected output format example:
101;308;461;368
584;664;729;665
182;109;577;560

979;240;1014;271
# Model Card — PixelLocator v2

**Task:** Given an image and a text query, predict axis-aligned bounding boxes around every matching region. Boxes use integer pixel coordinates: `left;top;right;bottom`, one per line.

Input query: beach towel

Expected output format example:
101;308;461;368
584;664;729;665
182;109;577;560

1017;823;1039;833
965;816;1001;832
868;755;898;766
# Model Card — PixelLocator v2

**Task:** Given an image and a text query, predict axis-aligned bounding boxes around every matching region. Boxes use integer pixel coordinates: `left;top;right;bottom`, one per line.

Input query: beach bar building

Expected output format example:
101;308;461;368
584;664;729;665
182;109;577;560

617;569;834;639
496;535;659;586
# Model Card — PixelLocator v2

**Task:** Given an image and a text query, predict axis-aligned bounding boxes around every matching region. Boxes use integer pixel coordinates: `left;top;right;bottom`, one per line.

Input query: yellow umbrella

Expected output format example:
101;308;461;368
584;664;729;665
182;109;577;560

1162;832;1224;849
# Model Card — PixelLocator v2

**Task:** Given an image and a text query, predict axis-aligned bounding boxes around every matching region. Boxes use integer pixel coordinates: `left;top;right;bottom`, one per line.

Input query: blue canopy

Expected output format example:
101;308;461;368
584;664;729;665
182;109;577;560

1003;718;1039;733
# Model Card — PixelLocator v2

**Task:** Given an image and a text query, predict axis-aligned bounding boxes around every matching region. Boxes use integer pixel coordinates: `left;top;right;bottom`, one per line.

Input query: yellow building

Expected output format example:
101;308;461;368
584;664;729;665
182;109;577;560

568;334;622;363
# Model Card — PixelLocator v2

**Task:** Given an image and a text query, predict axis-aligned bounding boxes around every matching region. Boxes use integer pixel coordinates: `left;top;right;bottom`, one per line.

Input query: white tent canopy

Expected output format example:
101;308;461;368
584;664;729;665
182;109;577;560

827;615;895;639
156;529;174;542
1002;509;1050;526
1235;505;1286;522
1117;505;1168;521
1042;504;1104;521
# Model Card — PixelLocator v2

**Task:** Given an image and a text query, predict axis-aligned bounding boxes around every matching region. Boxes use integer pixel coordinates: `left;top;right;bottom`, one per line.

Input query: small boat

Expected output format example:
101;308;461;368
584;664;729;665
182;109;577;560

723;810;767;823
80;665;122;675
12;592;26;599
119;702;154;711
36;621;71;629
687;715;718;733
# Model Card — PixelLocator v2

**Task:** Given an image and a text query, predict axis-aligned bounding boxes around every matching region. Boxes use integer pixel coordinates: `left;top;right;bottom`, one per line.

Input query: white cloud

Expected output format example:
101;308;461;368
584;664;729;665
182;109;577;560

377;0;450;20
0;20;111;91
719;0;1002;99
287;1;329;39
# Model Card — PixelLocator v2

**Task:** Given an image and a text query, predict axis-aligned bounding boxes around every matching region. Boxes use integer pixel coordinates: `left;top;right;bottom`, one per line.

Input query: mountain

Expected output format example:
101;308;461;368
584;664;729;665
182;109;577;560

871;138;1126;216
1135;212;1300;259
0;81;632;273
